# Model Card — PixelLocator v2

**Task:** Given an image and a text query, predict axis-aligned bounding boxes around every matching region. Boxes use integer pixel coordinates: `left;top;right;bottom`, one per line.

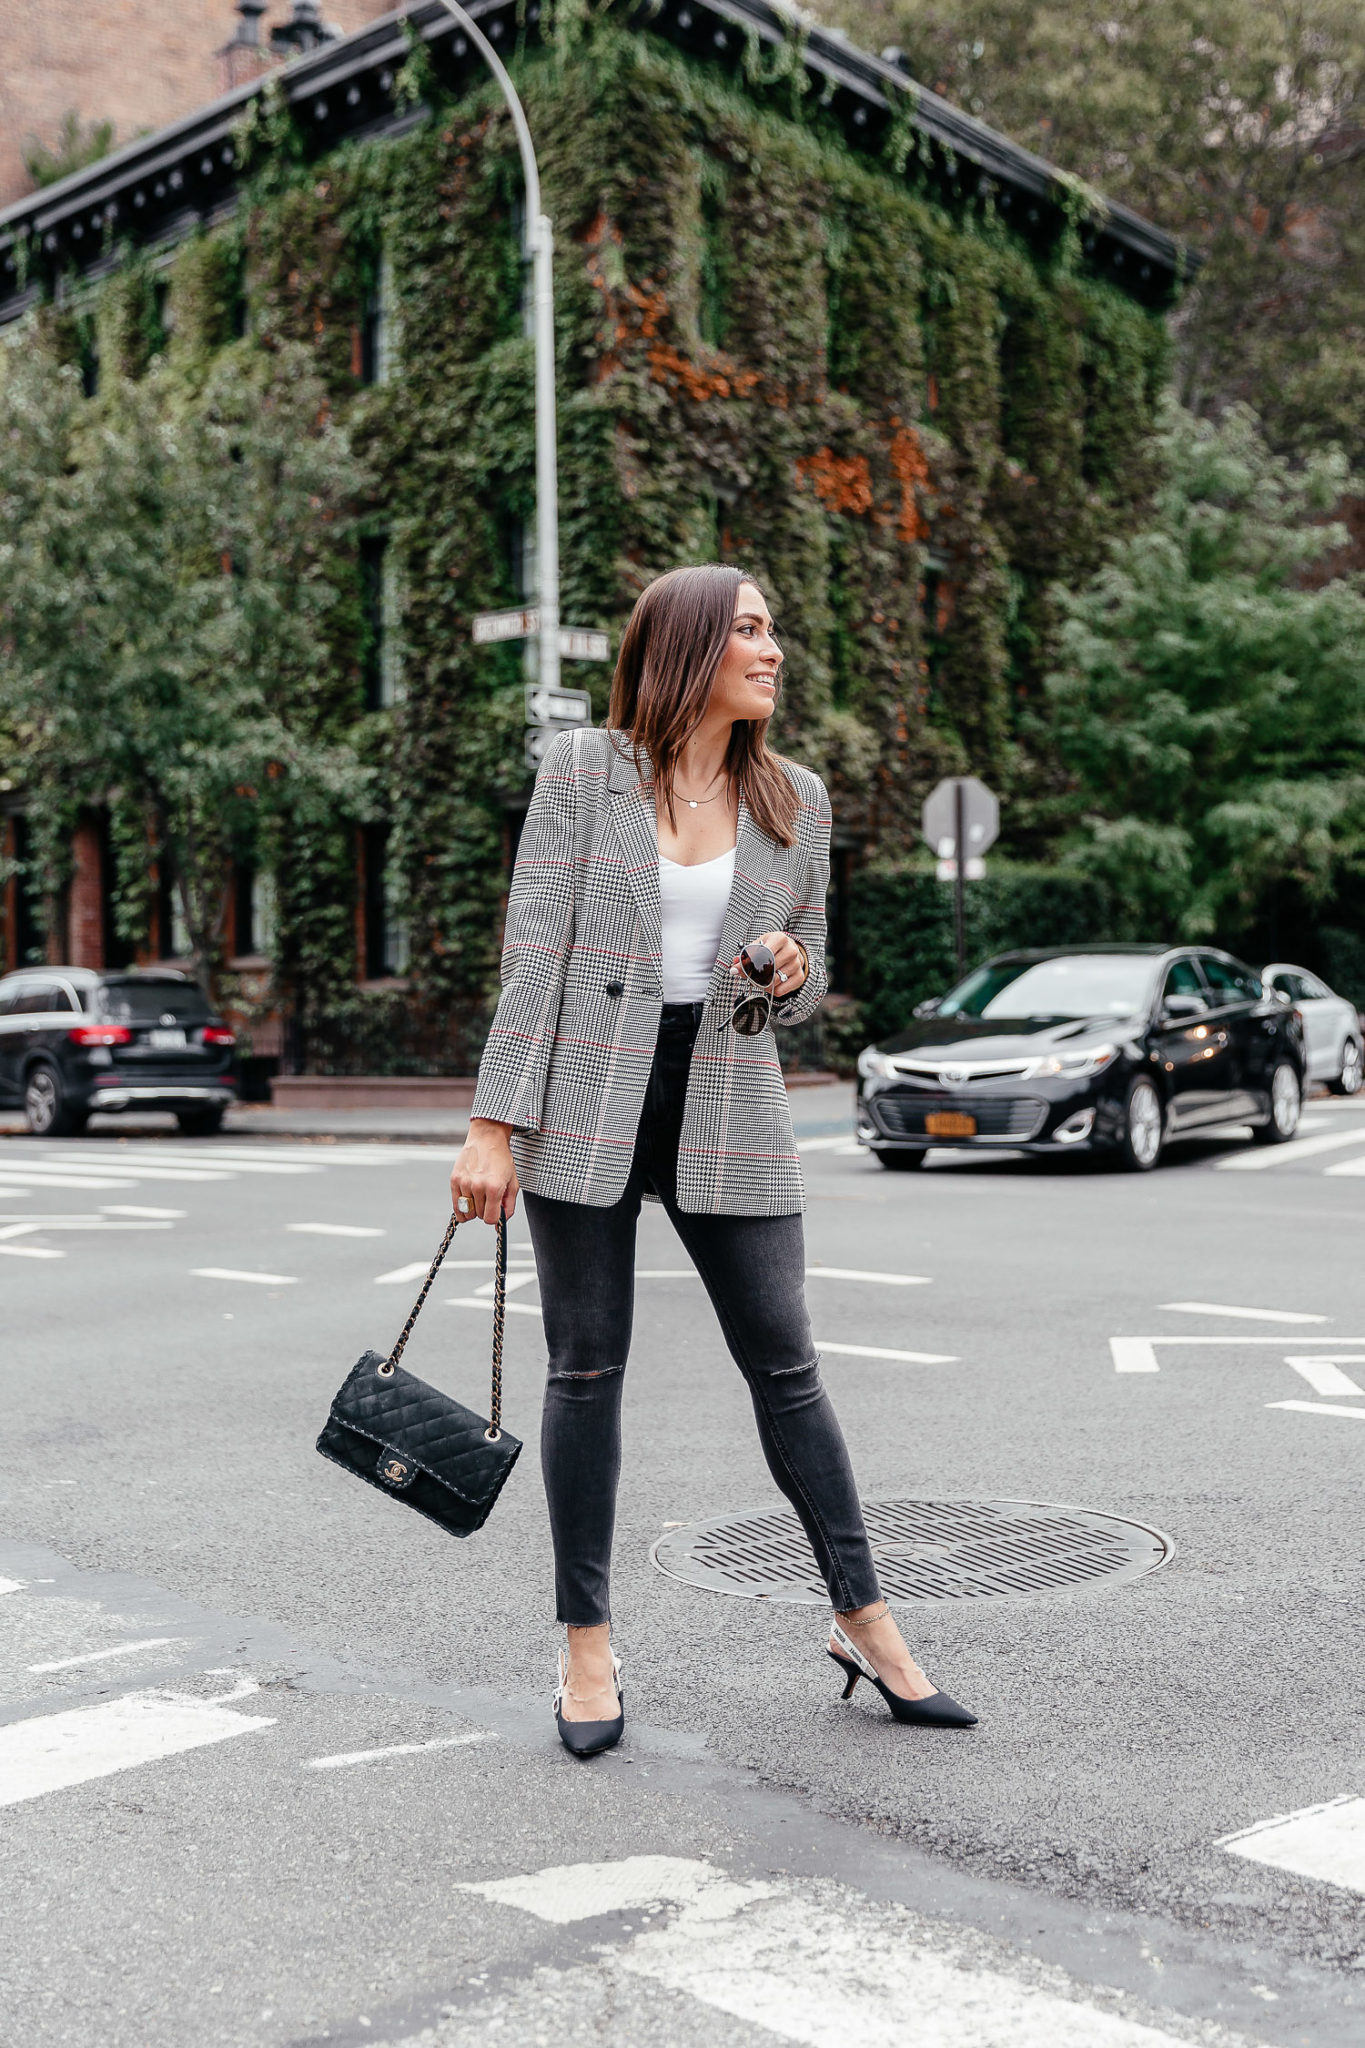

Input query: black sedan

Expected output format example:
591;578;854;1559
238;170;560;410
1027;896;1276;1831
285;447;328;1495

855;945;1305;1172
0;967;238;1136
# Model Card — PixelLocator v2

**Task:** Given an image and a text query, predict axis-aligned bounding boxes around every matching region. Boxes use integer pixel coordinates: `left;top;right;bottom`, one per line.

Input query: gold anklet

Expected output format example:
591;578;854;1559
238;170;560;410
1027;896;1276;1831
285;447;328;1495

837;1602;890;1627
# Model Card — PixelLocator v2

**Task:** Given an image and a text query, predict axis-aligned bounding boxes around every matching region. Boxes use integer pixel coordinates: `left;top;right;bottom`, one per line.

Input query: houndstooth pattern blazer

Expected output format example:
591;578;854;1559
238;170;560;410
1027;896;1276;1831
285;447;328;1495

469;726;830;1214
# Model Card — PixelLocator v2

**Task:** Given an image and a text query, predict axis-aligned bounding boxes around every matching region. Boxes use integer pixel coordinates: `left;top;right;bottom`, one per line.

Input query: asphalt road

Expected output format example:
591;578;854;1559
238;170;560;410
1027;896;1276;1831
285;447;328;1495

1;1093;1362;2048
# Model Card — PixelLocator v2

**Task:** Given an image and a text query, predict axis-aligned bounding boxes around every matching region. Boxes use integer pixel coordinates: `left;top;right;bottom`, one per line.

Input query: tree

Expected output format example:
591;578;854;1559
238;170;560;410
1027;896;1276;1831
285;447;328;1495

823;0;1365;466
1044;402;1365;940
0;340;373;991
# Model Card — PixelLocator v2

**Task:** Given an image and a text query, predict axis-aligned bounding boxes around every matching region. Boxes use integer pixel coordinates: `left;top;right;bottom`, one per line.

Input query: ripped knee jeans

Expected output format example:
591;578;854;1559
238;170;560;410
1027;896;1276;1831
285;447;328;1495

522;1001;883;1627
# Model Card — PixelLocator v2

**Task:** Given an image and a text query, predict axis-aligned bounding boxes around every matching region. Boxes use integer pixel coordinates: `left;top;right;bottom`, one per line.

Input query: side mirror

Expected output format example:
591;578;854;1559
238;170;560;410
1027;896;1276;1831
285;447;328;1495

1160;992;1206;1023
912;996;941;1019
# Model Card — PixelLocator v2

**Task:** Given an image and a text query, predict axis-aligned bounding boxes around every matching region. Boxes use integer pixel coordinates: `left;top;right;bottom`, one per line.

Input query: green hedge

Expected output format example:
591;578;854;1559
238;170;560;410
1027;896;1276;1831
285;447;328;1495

847;860;1118;1042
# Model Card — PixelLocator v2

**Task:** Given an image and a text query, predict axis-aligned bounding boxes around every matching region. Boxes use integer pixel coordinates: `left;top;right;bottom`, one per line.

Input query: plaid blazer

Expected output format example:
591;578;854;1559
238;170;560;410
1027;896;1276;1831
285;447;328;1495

469;726;830;1214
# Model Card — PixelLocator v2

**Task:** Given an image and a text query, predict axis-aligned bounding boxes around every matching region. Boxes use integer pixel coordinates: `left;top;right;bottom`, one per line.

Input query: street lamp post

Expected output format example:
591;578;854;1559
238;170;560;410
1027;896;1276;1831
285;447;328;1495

429;0;560;694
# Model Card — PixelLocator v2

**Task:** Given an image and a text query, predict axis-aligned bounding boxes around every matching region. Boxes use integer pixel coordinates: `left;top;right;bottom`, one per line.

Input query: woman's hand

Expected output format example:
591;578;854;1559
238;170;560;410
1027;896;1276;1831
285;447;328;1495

731;930;808;993
451;1117;520;1225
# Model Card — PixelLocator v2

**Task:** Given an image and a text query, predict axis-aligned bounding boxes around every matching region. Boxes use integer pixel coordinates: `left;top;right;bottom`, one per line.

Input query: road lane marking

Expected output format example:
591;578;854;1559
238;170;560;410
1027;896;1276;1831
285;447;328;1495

1322;1154;1365;1176
304;1731;495;1770
0;1578;23;1596
806;1267;931;1286
287;1223;387;1237
1267;1400;1365;1421
12;1159;232;1182
0;1242;64;1259
28;1636;184;1674
1158;1301;1328;1324
101;1205;186;1219
473;1272;538;1296
816;1341;957;1363
796;1135;855;1152
0;1215;173;1231
375;1261;435;1284
445;1296;543;1317
1112;1335;1365;1372
1283;1355;1365;1396
1215;1128;1365;1170
57;1153;318;1178
0;1171;138;1189
462;1856;1201;2046
1219;1796;1365;1894
0;1688;275;1808
191;1267;299;1286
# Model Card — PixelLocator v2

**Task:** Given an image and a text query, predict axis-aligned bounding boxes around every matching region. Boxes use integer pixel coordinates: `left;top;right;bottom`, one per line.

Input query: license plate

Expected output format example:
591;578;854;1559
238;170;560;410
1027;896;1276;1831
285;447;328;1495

147;1027;187;1049
925;1110;976;1138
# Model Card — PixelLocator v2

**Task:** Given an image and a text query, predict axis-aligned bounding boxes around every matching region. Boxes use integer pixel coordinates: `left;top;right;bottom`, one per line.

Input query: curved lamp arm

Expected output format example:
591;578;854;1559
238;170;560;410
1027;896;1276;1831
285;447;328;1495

427;0;560;691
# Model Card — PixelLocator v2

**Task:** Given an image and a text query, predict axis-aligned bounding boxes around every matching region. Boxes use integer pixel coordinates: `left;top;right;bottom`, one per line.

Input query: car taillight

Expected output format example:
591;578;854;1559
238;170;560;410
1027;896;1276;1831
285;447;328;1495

68;1024;132;1047
202;1026;236;1046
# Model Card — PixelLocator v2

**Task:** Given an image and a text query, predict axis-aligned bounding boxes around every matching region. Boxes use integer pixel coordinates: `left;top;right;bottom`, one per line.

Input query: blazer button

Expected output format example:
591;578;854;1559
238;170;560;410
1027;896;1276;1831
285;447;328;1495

605;981;624;998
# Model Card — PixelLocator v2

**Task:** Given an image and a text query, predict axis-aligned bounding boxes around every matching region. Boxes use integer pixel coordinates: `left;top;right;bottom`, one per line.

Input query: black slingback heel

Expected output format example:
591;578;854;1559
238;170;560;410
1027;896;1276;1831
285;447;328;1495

553;1647;625;1758
828;1620;977;1728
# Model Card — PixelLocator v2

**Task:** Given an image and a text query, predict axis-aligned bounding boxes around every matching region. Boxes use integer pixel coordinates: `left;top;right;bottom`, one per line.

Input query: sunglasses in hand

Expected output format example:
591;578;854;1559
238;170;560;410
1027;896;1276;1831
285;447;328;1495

718;941;778;1036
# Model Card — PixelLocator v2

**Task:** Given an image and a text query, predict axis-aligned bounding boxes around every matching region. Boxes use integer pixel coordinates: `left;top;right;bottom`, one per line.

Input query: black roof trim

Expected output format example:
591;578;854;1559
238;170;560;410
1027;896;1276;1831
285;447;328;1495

0;0;1187;325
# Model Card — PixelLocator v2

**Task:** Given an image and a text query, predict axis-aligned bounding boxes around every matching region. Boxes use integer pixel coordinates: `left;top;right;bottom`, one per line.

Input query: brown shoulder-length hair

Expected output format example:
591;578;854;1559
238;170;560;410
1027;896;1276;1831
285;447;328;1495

607;564;799;847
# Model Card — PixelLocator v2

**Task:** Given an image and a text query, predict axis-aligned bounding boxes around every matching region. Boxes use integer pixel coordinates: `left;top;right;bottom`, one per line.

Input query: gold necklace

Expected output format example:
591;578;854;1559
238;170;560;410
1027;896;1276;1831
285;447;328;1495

674;772;729;810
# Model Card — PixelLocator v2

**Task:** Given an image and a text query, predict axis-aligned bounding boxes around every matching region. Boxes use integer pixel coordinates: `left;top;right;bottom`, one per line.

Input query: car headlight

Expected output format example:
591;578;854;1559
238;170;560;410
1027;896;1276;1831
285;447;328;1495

857;1047;895;1080
1031;1043;1118;1079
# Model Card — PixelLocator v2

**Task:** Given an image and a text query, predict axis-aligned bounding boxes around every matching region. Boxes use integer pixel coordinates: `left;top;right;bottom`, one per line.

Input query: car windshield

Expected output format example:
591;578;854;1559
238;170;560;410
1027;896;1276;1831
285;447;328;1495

937;955;1159;1021
97;981;211;1023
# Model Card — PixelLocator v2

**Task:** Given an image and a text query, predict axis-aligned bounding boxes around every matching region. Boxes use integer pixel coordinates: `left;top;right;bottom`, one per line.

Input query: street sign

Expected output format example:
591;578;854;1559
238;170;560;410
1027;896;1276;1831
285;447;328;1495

525;727;557;770
922;776;999;862
922;776;999;980
473;610;610;662
559;627;610;663
473;606;540;645
526;684;591;726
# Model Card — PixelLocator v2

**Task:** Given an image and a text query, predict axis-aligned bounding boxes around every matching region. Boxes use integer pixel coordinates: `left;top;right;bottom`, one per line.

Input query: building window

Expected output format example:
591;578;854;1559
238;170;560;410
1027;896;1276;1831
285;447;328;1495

362;824;408;979
358;248;396;386
360;534;403;709
234;864;276;959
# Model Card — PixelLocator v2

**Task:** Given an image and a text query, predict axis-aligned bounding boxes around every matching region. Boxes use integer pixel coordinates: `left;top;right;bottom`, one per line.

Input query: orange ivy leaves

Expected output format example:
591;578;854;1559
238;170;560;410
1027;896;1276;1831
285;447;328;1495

794;421;932;542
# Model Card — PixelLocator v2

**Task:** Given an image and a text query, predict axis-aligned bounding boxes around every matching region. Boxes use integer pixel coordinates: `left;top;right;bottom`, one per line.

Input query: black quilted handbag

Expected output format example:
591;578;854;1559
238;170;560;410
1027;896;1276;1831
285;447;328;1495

316;1212;521;1537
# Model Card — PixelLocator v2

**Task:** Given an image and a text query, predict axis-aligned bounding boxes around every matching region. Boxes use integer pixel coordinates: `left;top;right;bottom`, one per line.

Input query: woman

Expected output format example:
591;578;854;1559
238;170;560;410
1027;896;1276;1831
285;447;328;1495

451;565;976;1755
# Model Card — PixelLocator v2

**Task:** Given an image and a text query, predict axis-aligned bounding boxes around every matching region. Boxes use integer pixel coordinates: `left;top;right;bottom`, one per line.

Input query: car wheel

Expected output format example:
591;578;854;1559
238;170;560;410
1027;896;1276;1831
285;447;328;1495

176;1108;226;1137
1252;1061;1302;1143
1329;1037;1363;1097
1118;1077;1164;1171
876;1149;926;1171
24;1061;79;1138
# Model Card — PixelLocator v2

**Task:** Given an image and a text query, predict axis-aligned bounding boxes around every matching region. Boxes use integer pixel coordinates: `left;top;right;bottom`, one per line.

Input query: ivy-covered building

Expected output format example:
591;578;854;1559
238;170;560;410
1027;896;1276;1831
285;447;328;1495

0;0;1180;1076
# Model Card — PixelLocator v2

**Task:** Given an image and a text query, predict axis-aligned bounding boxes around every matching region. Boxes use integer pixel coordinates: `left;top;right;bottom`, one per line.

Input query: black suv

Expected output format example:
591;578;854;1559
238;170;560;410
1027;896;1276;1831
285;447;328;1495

856;945;1306;1171
0;968;237;1136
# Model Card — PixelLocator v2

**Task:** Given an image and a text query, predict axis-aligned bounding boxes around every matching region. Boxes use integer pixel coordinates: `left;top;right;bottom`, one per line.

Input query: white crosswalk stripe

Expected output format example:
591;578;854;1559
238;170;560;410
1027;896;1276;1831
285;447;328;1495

0;1686;276;1808
1219;1796;1365;1894
460;1855;1227;2047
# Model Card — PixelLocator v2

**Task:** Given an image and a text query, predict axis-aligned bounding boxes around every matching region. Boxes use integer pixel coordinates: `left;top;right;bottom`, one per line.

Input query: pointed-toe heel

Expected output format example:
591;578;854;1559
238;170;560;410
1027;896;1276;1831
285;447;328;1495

828;1624;977;1729
553;1648;625;1758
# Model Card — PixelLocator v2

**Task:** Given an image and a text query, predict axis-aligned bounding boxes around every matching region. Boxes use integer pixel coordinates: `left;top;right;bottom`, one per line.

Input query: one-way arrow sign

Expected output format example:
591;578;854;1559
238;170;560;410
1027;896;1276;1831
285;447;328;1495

525;684;592;726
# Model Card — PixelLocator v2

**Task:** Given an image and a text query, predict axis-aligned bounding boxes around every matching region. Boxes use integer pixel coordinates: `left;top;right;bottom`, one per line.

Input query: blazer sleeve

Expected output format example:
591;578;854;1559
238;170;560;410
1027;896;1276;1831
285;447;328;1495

469;728;580;1131
771;771;831;1031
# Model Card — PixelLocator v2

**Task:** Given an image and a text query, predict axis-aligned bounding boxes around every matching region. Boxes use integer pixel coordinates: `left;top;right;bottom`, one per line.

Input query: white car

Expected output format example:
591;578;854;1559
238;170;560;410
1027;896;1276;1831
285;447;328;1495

1262;963;1362;1095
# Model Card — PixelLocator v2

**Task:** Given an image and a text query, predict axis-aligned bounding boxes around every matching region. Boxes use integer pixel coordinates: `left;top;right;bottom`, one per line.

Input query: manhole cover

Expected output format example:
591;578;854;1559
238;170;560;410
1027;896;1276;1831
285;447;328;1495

650;1498;1173;1605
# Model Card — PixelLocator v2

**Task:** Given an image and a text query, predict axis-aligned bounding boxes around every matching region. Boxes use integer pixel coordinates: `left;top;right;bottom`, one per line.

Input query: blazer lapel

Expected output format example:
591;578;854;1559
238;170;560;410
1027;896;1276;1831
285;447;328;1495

711;795;780;999
605;735;663;965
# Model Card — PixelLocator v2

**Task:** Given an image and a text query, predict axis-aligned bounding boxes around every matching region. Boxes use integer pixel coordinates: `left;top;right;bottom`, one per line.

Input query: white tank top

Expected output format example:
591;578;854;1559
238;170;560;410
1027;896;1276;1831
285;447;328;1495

658;847;736;1001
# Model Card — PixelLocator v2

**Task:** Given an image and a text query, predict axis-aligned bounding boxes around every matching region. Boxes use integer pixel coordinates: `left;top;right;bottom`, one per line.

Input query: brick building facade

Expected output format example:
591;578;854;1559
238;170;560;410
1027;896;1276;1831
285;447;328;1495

0;0;393;208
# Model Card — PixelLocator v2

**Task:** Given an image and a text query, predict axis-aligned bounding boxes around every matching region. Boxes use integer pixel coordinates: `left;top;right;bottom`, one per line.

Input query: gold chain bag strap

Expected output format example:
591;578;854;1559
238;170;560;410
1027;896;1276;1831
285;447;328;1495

315;1212;521;1537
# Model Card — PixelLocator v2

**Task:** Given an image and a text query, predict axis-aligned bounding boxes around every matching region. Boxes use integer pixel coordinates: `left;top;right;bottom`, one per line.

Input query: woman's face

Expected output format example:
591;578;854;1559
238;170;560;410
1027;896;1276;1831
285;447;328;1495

707;581;783;724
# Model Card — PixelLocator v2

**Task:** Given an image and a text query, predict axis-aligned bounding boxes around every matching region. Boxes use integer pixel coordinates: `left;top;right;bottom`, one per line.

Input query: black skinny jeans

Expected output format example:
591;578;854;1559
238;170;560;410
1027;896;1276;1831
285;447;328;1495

523;1001;883;1626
